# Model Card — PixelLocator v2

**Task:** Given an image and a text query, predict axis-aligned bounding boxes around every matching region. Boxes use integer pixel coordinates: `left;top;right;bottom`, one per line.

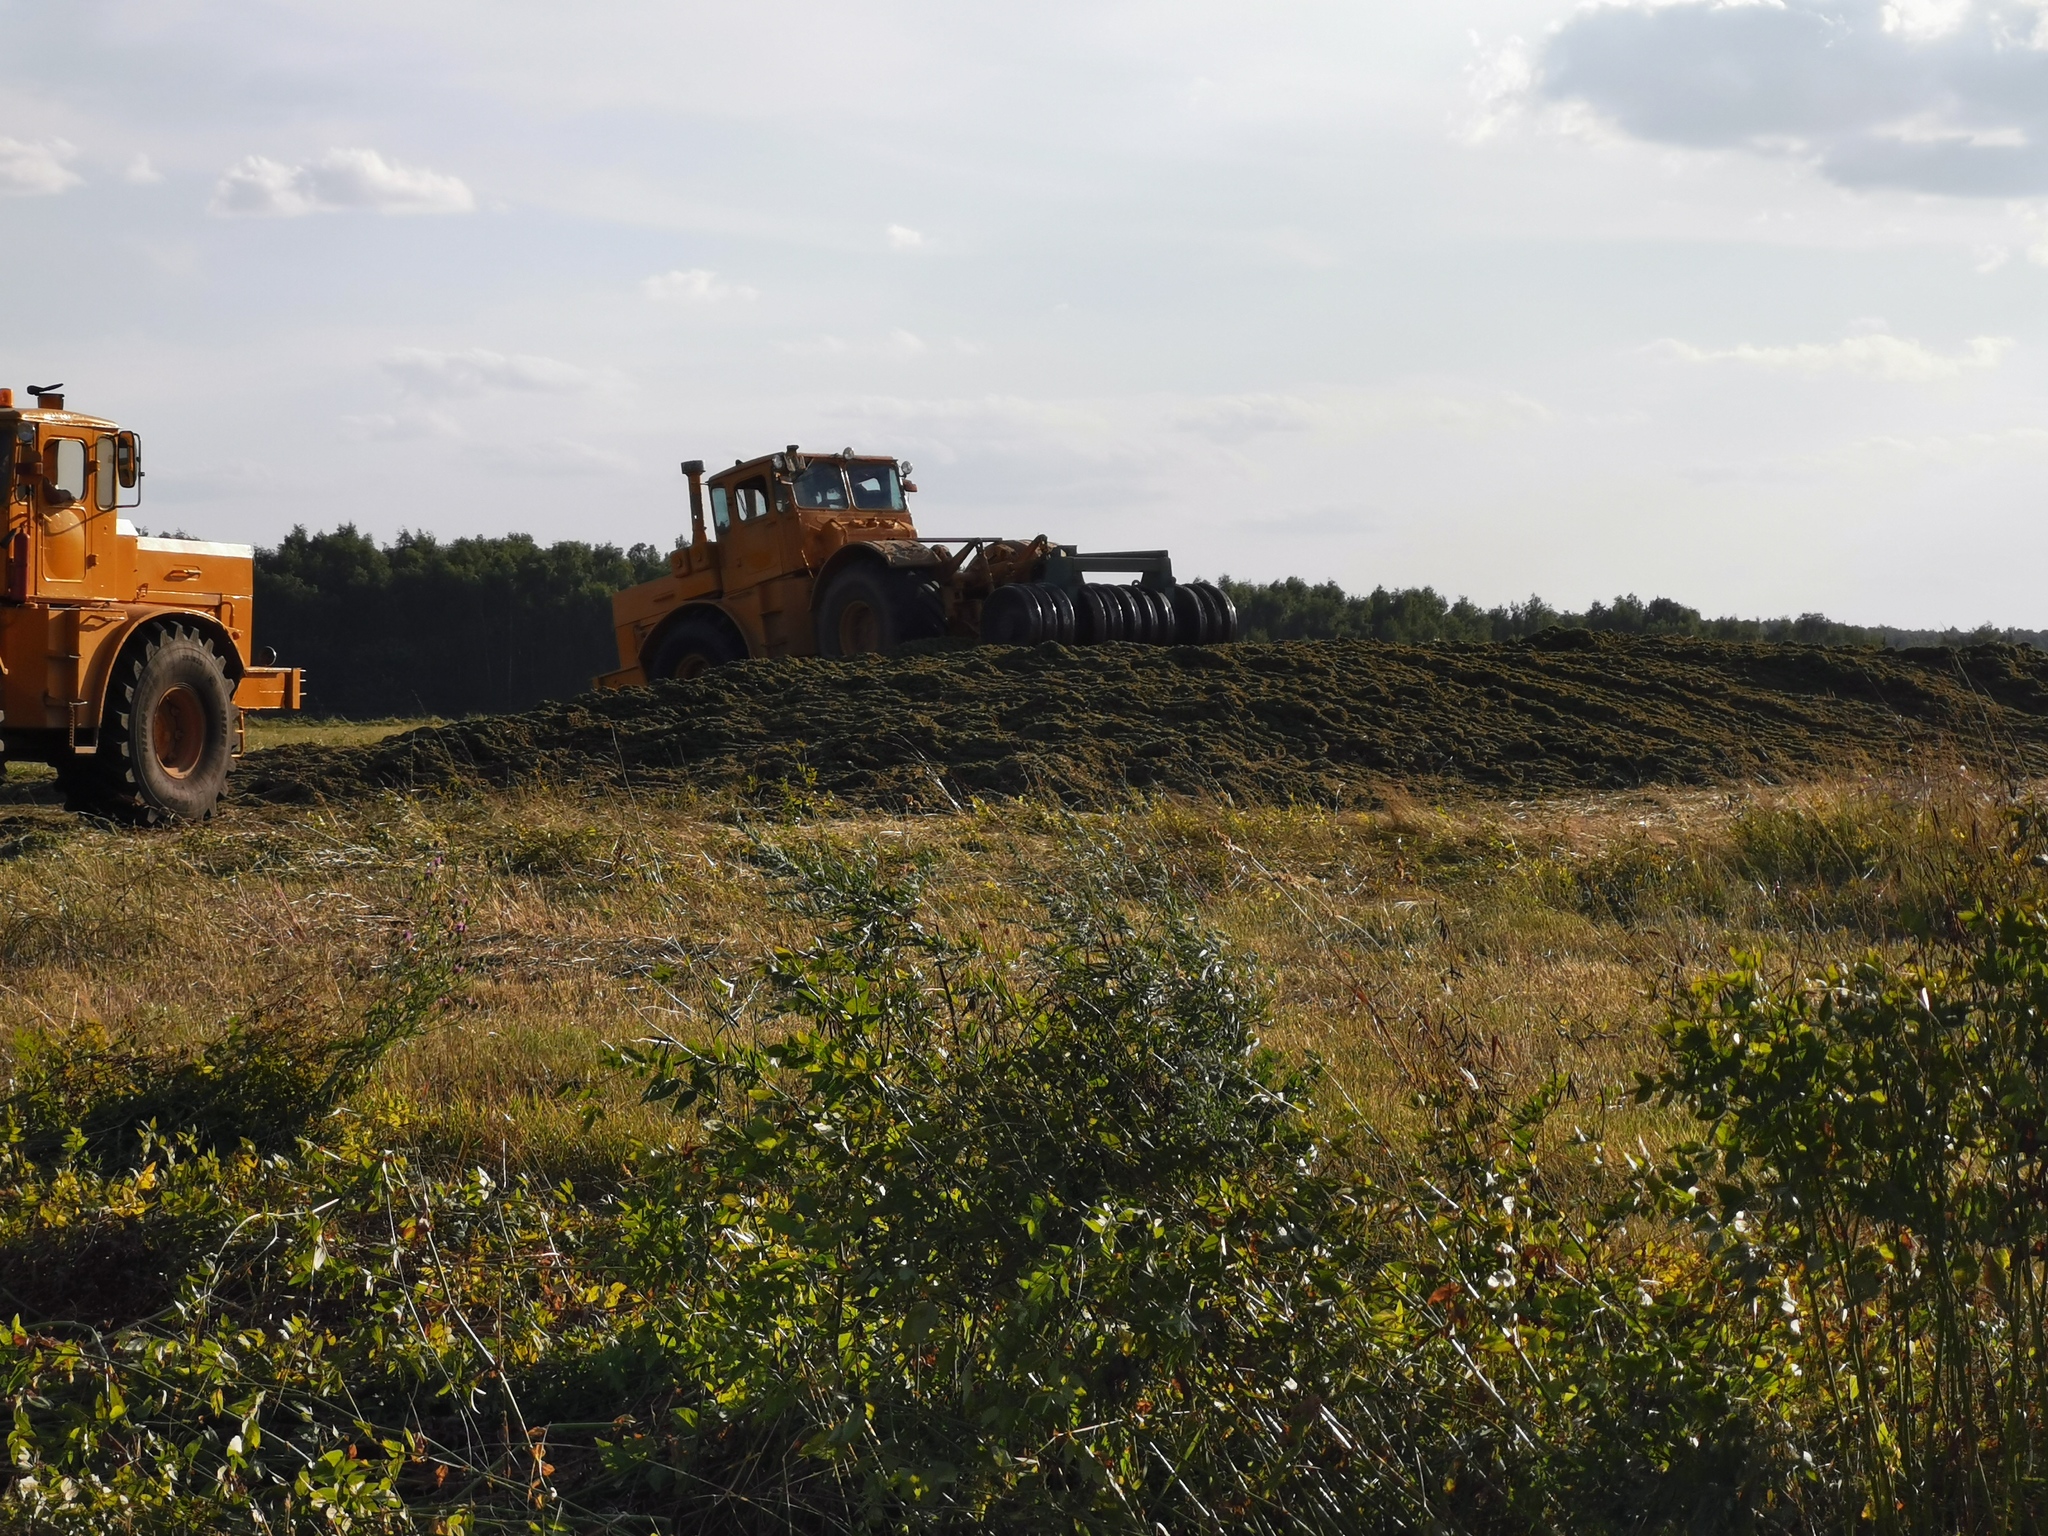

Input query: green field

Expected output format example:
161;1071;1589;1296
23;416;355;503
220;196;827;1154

2;745;2043;1531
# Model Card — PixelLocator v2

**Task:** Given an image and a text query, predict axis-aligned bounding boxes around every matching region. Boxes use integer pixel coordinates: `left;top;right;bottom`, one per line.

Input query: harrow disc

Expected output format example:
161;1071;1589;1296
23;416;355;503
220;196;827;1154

981;582;1044;646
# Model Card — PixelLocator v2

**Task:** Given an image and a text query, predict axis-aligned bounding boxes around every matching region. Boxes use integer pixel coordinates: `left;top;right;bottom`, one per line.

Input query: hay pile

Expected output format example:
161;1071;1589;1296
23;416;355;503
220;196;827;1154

237;633;2048;809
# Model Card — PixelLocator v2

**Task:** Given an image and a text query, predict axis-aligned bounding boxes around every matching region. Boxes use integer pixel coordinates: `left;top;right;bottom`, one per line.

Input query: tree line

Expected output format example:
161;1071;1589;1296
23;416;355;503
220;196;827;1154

253;525;665;718
1219;577;2048;651
250;526;2042;718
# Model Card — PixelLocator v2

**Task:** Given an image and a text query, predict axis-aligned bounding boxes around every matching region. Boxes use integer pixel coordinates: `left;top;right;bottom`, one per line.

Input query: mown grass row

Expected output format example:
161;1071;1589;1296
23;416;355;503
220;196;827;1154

2;766;2044;1530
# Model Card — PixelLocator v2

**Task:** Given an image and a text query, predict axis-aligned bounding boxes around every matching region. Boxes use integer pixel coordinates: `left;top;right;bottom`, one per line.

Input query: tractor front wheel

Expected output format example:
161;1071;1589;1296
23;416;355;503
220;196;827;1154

646;613;748;680
815;565;943;657
81;624;235;821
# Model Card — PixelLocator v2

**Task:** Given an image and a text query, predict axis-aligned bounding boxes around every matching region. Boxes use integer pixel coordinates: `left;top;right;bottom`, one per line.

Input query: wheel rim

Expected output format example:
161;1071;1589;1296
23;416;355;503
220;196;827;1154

839;599;881;654
151;685;206;779
672;651;710;680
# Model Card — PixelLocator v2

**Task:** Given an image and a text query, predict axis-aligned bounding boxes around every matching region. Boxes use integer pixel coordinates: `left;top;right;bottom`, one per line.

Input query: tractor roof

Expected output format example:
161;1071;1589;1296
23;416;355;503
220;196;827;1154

709;448;898;484
12;408;120;430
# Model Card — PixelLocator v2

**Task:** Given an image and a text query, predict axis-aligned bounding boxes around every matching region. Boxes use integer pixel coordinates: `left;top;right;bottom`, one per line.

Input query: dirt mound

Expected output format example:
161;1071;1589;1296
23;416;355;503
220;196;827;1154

233;634;2048;810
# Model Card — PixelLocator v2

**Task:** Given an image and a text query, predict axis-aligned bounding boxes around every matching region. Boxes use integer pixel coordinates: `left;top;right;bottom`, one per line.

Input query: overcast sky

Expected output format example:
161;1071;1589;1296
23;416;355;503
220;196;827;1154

5;0;2047;626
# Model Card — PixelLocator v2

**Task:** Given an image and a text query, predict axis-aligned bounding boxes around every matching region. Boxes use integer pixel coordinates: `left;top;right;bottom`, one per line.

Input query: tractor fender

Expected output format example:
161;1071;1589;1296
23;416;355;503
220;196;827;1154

87;609;245;731
815;539;943;593
638;601;753;671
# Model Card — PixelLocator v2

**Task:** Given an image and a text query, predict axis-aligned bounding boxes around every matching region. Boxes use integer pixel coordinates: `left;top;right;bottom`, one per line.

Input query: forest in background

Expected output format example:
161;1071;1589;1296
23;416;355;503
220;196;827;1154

1221;576;2048;650
249;526;2046;717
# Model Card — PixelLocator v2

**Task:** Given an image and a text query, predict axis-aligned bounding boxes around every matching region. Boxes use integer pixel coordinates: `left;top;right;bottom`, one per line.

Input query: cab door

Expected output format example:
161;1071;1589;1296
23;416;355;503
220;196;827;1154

35;429;93;595
717;471;786;592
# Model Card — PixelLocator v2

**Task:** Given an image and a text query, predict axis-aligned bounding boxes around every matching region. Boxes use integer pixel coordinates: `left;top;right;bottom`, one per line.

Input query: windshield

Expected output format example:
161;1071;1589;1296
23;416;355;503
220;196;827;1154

847;462;903;511
793;461;849;510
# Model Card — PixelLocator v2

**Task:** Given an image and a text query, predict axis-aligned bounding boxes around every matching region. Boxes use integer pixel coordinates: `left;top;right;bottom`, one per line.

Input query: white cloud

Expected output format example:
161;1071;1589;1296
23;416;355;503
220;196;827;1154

0;138;80;196
1464;34;1535;143
1177;389;1552;442
773;332;936;358
775;335;852;357
642;268;757;302
1881;0;1973;39
1813;425;2048;467
341;409;462;441
124;153;163;186
1539;0;2048;196
380;348;602;397
1176;393;1323;440
1656;332;2015;381
887;224;925;250
475;437;633;477
210;148;473;217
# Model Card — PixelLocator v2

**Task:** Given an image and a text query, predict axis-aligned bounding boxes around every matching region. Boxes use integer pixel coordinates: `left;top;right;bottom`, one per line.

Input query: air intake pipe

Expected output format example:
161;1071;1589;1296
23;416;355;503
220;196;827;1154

682;459;707;552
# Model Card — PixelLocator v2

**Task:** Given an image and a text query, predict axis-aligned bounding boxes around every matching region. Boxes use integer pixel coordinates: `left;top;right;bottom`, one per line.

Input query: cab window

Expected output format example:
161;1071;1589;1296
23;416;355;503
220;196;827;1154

847;463;903;511
793;462;849;510
46;437;86;505
708;485;732;534
732;475;770;521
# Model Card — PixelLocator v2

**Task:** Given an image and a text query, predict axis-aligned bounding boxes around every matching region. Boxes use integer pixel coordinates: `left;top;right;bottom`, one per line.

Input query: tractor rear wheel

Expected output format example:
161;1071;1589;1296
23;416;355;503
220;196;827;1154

647;612;748;680
816;564;945;656
85;624;235;821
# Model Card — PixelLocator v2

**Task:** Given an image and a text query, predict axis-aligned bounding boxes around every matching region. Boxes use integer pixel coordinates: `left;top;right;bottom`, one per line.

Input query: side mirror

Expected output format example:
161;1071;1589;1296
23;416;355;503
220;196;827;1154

116;431;141;489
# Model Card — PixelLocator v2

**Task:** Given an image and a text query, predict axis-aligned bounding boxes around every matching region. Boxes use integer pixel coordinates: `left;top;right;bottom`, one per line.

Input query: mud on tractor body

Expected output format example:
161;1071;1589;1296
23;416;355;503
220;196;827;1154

0;387;302;820
601;446;1236;684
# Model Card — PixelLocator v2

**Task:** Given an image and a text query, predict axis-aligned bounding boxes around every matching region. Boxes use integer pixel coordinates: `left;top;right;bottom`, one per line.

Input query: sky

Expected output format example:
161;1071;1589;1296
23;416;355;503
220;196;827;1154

4;0;2047;627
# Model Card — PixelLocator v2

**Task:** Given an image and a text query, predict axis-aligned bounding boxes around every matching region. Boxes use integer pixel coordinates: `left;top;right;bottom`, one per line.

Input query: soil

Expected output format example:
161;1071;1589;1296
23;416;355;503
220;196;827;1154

232;633;2048;811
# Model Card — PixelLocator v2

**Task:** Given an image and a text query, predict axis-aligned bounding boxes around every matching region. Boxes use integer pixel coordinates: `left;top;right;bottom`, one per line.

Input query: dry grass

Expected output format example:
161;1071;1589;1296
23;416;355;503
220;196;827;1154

1;739;2031;1181
242;714;441;751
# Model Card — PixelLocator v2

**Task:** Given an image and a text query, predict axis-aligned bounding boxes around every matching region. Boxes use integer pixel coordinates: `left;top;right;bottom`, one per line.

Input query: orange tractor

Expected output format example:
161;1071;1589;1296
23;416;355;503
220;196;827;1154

601;445;1236;684
1;385;302;819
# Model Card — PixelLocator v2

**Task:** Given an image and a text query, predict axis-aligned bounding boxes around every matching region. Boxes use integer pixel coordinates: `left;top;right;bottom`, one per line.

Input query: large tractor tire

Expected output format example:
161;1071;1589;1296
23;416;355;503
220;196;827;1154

815;564;945;657
646;611;748;680
81;623;235;822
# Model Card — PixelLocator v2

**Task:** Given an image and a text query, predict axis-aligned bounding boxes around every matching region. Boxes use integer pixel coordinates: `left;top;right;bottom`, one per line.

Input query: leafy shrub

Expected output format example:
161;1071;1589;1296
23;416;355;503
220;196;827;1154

8;829;2048;1533
605;839;1380;1530
1647;908;2048;1533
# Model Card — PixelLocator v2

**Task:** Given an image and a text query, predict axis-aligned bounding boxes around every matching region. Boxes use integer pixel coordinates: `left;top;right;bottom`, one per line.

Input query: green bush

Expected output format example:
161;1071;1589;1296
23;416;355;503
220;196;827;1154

604;839;1377;1529
1647;908;2048;1533
6;832;2048;1532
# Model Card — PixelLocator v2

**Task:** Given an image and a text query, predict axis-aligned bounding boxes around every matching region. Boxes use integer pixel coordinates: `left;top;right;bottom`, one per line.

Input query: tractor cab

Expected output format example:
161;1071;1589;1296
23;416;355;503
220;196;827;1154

701;448;915;538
